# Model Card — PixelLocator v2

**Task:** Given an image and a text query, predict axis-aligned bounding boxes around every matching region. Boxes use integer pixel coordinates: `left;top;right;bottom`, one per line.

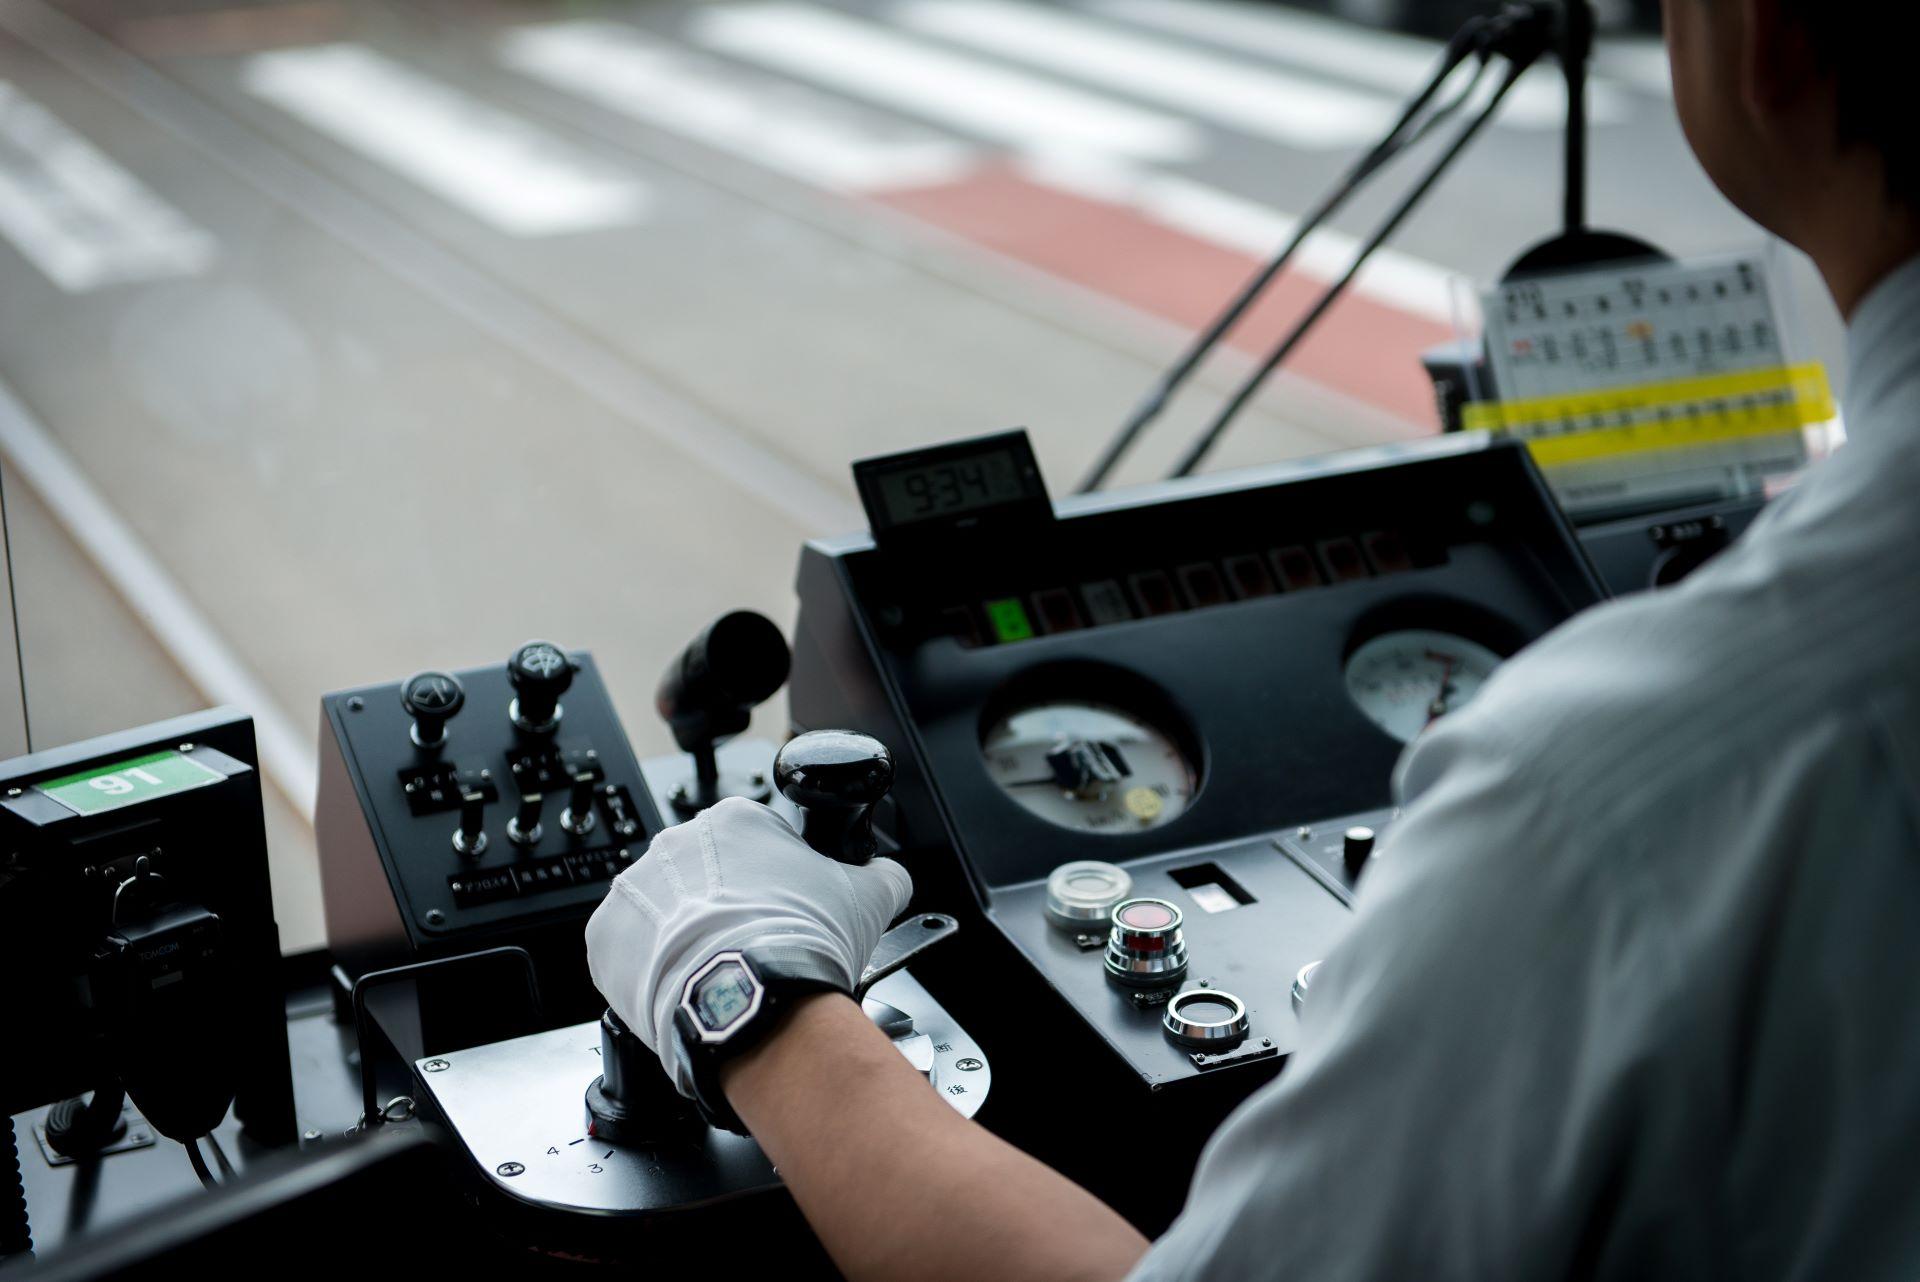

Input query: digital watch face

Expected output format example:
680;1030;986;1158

686;955;762;1040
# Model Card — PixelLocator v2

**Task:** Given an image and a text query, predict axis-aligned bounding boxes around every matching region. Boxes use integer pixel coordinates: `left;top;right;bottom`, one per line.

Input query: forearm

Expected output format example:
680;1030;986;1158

723;993;1150;1282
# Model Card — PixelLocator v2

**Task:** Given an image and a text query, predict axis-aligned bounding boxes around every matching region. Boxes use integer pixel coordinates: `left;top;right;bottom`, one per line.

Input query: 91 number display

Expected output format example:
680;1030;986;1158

35;749;226;817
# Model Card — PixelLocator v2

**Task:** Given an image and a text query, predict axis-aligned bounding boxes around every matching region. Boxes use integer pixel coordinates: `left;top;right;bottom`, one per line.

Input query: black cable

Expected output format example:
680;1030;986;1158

1074;16;1493;494
1562;0;1595;233
1167;52;1541;480
0;461;31;752
186;1137;218;1190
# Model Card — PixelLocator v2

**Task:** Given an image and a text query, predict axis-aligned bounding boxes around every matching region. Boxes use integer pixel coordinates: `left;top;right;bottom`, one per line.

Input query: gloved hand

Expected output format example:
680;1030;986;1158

585;795;913;1094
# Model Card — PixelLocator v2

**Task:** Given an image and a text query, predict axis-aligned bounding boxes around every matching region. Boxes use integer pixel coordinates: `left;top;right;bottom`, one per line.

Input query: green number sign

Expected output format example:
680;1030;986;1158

36;750;225;817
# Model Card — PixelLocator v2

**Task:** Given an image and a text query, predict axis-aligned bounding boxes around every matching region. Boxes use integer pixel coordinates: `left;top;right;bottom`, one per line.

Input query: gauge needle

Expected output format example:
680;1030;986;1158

1425;650;1458;725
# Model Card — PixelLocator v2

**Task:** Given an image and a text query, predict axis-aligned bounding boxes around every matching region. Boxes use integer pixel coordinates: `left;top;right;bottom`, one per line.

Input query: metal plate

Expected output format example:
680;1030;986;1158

416;970;989;1216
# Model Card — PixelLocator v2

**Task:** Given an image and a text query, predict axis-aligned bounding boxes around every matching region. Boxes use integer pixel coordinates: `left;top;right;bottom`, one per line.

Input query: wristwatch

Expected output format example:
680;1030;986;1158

672;945;850;1134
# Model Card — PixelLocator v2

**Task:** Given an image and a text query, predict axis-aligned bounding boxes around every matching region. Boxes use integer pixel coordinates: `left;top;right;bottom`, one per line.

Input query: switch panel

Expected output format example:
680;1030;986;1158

317;648;663;1004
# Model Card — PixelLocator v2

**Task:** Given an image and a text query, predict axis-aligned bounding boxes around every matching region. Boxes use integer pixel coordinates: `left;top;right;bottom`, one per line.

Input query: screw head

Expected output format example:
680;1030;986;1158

301;1129;322;1143
347;696;365;712
956;1057;983;1071
424;908;446;927
423;1058;450;1073
669;783;690;802
497;1162;525;1177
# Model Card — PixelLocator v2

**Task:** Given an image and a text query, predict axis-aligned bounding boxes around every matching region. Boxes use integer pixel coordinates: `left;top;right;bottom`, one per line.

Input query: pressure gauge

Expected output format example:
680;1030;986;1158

982;701;1196;834
1344;629;1503;743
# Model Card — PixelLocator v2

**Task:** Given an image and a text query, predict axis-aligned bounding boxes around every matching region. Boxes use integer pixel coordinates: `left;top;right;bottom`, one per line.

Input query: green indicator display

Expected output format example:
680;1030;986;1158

36;749;225;817
985;598;1035;644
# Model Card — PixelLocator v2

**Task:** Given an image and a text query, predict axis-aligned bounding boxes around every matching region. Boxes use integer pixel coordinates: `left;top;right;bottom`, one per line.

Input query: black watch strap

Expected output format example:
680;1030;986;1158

674;946;849;1135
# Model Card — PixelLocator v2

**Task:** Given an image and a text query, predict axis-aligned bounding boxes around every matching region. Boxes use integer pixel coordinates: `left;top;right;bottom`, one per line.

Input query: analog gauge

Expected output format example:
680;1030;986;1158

982;701;1196;834
1345;629;1504;743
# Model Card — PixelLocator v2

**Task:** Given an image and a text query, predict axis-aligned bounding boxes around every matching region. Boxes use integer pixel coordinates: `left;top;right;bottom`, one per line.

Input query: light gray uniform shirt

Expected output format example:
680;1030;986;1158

1133;257;1920;1281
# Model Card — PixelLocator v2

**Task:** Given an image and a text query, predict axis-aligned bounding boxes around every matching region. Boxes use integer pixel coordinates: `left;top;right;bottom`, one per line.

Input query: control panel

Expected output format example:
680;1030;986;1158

785;430;1605;1221
316;643;661;1013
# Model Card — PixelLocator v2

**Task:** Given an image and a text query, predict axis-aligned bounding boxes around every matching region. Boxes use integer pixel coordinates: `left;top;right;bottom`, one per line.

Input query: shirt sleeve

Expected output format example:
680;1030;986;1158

1126;698;1684;1281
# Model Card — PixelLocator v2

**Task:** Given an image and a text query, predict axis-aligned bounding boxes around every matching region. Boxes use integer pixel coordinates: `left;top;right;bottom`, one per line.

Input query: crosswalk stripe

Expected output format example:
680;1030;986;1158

498;20;976;192
240;43;649;236
0;79;215;291
895;0;1399;149
1018;153;1457;324
687;3;1203;164
1084;0;1632;129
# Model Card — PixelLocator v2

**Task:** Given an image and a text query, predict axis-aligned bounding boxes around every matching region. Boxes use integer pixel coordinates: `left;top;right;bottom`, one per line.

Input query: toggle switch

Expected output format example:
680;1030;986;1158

452;787;488;858
1343;826;1376;881
560;773;598;837
507;793;543;847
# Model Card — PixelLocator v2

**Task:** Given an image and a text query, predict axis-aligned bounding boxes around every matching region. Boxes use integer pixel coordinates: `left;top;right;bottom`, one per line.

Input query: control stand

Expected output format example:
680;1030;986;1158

413;730;990;1233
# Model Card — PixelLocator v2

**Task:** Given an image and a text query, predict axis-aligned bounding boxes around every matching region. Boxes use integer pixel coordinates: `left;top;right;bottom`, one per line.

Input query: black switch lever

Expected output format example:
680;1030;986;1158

774;730;894;865
507;793;544;847
584;1009;700;1145
561;772;598;837
401;670;465;750
452;787;488;858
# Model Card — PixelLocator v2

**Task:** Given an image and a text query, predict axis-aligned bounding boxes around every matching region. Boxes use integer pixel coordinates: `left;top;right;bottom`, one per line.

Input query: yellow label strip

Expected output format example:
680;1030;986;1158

1462;362;1835;466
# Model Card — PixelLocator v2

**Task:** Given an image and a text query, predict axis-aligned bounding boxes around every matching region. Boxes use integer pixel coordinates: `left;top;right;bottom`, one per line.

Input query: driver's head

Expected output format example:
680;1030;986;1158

1664;0;1918;277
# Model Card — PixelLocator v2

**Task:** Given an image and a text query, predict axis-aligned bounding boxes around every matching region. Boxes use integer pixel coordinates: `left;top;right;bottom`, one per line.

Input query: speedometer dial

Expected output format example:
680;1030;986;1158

982;702;1196;834
1345;630;1503;743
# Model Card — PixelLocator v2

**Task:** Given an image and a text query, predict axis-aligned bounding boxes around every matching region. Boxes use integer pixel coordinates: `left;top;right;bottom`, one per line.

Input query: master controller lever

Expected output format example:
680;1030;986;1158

657;611;792;816
584;1009;700;1146
774;730;895;865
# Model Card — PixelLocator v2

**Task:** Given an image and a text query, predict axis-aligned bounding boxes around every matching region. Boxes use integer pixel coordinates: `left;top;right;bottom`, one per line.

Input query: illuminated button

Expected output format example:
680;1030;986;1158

1271;546;1323;591
1044;860;1133;934
1177;563;1228;609
1223;554;1277;599
1079;580;1133;626
1316;537;1371;583
1163;987;1249;1049
1104;897;1189;989
984;598;1035;644
1032;588;1084;634
1128;571;1181;617
1362;530;1413;574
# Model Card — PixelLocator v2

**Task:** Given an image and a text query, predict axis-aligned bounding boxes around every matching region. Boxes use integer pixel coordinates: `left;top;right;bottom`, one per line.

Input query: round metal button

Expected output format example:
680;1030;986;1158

1163;987;1249;1049
1104;897;1189;989
1044;860;1133;933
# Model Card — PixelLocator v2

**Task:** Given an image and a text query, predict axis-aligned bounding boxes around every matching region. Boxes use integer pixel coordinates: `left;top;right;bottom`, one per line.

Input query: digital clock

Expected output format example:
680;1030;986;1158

853;429;1053;546
36;748;226;817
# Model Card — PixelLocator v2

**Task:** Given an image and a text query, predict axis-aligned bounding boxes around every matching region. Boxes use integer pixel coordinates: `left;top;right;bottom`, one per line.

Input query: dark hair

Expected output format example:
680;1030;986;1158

1782;2;1920;207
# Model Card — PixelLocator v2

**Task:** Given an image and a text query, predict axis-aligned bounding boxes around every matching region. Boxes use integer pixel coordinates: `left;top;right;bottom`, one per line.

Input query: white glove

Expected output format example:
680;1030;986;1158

584;795;913;1094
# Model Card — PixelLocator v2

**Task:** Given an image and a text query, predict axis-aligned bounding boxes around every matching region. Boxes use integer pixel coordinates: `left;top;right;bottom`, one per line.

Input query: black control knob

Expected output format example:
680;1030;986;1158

774;730;894;865
1343;826;1376;881
508;640;575;734
401;670;465;750
507;793;544;847
584;1009;701;1145
452;787;488;858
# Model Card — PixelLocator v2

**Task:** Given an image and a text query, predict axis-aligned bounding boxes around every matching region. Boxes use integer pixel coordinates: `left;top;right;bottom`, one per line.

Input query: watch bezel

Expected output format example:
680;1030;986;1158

680;950;766;1045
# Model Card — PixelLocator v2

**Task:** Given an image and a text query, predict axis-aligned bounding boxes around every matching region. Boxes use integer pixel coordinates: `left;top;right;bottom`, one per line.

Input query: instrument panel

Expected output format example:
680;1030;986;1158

793;433;1606;1101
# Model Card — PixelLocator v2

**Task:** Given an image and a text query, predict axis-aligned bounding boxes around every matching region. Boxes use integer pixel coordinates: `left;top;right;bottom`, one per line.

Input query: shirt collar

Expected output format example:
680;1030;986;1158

1844;254;1920;431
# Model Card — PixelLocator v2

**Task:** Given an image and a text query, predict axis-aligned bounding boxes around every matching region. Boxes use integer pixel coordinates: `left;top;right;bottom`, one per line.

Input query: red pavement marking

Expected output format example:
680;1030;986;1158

871;164;1449;429
111;3;351;58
